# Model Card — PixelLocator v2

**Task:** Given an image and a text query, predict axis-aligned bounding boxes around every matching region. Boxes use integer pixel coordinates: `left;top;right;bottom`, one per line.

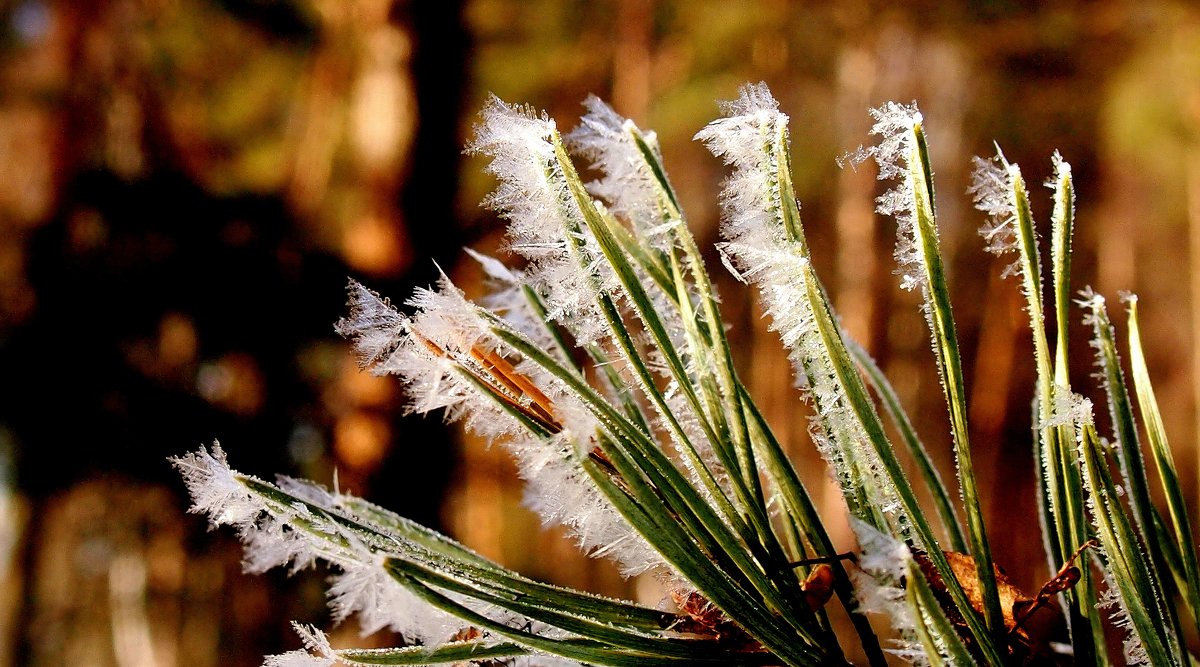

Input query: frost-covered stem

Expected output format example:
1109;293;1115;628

517;282;579;372
1047;161;1107;655
1084;292;1188;652
698;87;891;532
516;280;653;436
1078;420;1184;665
338;275;670;576
875;109;1003;640
1084;294;1158;568
911;122;1004;639
476;105;771;576
488;321;831;661
771;119;808;250
701;87;982;661
711;118;880;600
179;445;787;667
660;237;748;505
1050;153;1075;387
386;553;749;663
387;561;773;667
617;114;798;557
848;340;966;552
584;433;835;666
800;260;1005;665
1047;166;1111;654
737;387;887;666
904;559;977;666
851;518;973;665
1019;157;1099;655
175;446;524;647
562;104;753;504
330;636;531;666
974;149;1099;654
662;245;785;582
548;134;783;564
1002;161;1068;564
1127;298;1200;636
638;127;766;529
994;156;1073;540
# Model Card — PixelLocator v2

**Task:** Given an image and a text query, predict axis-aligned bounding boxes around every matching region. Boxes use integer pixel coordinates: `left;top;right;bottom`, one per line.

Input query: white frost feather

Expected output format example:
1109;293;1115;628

567;96;671;244
698;84;908;534
850;101;928;293
695;82;795;253
969;153;1024;278
262;624;334;667
465;248;573;368
338;275;666;576
335;280;407;369
172;445;495;643
566;100;699;377
469;95;615;347
848;519;926;663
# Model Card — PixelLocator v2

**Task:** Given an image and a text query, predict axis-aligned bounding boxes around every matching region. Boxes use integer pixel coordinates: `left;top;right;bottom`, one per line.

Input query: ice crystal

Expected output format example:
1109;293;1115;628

566;96;672;246
969;153;1025;278
695;82;796;253
262;624;334;667
338;274;665;577
1097;572;1149;666
468;96;615;347
698;85;908;536
849;519;925;663
172;444;514;643
861;101;927;292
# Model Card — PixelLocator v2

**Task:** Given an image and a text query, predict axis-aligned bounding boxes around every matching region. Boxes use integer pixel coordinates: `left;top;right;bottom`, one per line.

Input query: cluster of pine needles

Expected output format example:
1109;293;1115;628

174;83;1199;666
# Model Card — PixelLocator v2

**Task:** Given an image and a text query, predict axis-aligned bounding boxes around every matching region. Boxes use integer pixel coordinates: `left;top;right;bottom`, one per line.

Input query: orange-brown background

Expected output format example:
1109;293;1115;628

2;1;1199;664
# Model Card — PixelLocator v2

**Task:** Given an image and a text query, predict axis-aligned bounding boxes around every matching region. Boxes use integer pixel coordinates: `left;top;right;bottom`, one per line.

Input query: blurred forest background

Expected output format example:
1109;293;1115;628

2;0;1200;664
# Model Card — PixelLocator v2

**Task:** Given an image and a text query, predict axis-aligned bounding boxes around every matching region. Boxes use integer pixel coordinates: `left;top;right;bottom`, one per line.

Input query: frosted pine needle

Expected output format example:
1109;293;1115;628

567;95;673;242
695;82;797;252
1047;151;1075;273
339;274;664;575
171;444;469;642
468;95;615;346
698;85;906;535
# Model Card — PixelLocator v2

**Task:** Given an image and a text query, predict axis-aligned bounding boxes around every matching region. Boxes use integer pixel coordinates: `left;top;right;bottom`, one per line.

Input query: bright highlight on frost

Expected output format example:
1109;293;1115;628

174;82;1197;667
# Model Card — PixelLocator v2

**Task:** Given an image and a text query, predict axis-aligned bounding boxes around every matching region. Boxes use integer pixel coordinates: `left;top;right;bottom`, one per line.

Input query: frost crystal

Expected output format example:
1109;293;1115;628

698;84;908;536
695;82;796;254
468;96;615;347
849;519;925;663
465;249;564;362
1097;572;1149;666
567;96;671;246
335;280;406;369
969;154;1024;278
171;444;469;642
861;101;927;292
1047;387;1093;432
566;99;697;365
338;273;665;577
262;624;335;667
